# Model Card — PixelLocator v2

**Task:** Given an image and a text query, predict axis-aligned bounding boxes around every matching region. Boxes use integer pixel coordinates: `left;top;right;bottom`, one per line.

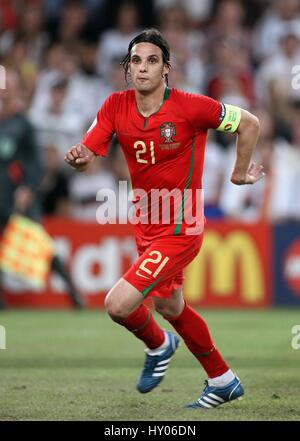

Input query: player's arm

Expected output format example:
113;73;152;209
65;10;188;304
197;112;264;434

216;105;263;185
64;94;117;172
64;143;95;172
231;109;263;185
180;92;263;185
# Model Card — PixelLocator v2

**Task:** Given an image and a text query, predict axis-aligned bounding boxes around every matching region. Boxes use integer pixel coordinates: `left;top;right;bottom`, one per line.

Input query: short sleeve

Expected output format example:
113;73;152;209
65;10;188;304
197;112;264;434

183;92;222;130
81;94;116;157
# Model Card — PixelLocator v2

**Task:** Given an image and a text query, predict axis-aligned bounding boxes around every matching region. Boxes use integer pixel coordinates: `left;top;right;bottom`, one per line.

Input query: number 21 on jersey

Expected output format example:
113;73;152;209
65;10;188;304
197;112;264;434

134;140;155;164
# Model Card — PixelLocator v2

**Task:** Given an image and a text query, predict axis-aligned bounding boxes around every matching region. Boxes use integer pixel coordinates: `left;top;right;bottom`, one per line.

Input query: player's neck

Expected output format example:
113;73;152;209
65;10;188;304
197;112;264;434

135;84;166;118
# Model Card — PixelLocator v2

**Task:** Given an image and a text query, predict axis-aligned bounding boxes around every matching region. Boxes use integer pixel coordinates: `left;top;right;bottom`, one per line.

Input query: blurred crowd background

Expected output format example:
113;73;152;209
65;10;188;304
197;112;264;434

1;0;300;224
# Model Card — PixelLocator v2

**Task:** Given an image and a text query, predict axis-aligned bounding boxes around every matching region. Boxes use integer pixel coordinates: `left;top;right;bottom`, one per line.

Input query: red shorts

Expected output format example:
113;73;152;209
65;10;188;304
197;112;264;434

123;234;203;299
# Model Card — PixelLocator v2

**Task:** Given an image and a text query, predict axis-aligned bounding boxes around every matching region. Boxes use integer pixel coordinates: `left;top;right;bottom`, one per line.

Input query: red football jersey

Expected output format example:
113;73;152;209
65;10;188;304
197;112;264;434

82;87;222;241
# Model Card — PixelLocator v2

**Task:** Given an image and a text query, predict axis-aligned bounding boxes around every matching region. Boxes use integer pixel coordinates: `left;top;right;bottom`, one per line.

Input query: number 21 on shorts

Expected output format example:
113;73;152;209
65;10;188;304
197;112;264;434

136;250;169;279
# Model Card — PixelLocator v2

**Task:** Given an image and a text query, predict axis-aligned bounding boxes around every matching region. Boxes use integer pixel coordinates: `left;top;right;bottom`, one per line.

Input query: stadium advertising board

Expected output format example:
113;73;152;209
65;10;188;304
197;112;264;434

3;219;272;308
184;222;271;307
274;224;300;305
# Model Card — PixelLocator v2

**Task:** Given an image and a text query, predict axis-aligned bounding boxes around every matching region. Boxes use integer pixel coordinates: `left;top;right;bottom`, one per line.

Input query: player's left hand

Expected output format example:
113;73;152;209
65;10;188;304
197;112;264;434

231;162;265;185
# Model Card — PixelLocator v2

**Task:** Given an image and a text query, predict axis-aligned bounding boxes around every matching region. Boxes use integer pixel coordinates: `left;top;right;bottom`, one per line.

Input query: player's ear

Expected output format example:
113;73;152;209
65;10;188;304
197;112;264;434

126;68;132;84
163;63;170;77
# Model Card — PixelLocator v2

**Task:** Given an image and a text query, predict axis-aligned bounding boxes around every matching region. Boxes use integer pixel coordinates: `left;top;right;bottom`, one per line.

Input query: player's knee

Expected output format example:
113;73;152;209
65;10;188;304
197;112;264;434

154;303;168;316
104;294;118;319
104;293;129;321
154;303;182;319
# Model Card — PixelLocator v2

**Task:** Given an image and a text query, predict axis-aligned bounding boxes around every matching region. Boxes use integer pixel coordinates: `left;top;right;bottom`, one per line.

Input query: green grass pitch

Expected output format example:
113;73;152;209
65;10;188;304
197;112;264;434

0;309;299;421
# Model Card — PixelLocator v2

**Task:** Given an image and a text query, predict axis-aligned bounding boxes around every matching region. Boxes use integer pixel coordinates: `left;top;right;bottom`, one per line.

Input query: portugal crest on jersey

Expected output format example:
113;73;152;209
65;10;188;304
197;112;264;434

160;122;176;143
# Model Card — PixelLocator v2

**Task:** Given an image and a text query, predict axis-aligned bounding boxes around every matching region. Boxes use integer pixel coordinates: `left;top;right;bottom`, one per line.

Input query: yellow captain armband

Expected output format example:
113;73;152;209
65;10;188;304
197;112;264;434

216;103;241;133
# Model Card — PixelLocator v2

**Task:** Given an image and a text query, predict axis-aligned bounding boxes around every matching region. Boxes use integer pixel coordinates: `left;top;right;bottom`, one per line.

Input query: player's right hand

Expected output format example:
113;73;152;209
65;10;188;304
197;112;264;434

64;143;95;172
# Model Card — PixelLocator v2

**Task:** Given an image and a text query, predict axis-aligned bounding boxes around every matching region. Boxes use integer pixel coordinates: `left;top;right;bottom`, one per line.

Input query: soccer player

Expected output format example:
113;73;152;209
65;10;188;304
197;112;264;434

65;29;264;409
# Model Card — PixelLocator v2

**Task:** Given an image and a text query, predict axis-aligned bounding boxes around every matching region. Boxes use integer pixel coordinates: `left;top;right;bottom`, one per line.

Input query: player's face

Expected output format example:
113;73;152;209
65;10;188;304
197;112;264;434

129;42;169;93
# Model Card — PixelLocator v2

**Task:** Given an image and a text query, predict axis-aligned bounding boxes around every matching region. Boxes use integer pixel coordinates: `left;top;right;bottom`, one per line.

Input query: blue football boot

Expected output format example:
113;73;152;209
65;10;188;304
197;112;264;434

185;376;244;409
137;331;180;393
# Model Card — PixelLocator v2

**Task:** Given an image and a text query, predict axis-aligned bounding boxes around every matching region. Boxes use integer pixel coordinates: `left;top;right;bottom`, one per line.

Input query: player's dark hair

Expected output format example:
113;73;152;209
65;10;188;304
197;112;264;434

120;28;171;85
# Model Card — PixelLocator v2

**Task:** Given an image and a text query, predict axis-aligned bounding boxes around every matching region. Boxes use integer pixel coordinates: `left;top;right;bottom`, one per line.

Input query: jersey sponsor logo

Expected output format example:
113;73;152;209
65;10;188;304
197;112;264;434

160;122;176;143
135;269;151;279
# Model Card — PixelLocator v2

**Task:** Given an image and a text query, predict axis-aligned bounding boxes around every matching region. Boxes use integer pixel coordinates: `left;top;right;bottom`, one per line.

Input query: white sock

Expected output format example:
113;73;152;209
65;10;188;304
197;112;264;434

146;331;169;356
208;369;235;387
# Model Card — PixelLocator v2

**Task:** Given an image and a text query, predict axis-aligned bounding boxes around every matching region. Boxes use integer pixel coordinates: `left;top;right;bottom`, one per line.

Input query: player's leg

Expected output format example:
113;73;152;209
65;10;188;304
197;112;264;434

153;288;230;379
115;234;205;393
104;277;166;350
153;288;244;408
105;277;180;393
